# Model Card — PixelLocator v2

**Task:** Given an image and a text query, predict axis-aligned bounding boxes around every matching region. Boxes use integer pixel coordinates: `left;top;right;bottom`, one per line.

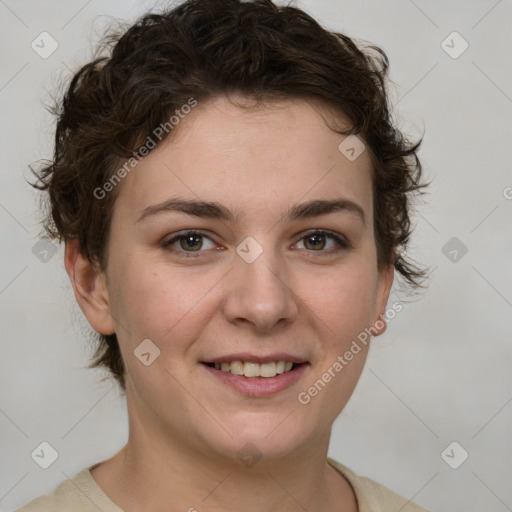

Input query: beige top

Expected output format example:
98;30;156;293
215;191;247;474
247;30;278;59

14;457;430;511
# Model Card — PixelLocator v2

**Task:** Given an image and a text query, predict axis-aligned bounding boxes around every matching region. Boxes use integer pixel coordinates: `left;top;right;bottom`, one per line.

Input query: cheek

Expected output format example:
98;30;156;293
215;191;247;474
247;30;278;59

305;264;379;339
107;257;218;346
298;269;375;419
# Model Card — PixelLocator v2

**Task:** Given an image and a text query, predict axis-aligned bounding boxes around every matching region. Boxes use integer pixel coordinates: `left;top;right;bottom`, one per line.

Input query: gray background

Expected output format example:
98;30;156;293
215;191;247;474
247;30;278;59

1;1;511;511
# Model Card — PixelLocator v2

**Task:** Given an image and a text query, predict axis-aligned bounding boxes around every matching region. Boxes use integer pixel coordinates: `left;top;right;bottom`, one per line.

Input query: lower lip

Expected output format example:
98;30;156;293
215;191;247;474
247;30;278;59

202;363;309;397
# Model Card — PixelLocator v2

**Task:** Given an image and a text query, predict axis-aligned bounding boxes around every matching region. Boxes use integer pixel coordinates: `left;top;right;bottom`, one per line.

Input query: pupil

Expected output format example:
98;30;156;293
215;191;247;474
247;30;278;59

306;233;324;250
182;234;201;251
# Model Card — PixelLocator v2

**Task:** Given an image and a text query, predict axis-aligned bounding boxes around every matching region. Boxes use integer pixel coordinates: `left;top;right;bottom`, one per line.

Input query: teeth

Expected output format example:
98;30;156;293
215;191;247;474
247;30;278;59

212;360;297;378
230;361;244;375
260;362;276;378
243;362;260;377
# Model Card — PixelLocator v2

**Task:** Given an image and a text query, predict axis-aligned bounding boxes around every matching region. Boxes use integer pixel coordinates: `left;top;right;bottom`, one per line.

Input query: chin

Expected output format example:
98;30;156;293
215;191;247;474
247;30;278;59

203;412;314;464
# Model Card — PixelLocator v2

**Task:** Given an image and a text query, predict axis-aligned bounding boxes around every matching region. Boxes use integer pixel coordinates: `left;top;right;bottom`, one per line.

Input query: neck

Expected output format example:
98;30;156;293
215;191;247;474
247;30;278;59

90;396;358;512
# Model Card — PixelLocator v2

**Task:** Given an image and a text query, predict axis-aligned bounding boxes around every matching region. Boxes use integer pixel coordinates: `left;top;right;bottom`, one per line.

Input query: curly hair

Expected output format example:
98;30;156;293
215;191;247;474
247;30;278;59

31;0;431;392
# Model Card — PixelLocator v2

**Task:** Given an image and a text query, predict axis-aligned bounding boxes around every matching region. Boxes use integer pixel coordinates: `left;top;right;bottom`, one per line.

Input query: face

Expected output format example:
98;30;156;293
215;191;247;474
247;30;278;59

88;95;393;464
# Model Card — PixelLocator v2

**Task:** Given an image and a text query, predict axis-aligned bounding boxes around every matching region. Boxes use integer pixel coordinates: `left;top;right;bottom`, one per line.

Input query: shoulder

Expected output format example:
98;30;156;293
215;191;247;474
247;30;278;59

327;457;431;512
12;465;122;512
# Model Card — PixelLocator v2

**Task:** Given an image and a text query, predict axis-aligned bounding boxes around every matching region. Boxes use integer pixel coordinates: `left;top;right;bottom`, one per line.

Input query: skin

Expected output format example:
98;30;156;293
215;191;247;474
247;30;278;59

65;94;394;512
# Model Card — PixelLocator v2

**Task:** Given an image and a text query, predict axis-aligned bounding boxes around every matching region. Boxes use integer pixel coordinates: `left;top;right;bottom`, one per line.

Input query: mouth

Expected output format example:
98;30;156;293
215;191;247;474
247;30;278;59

202;360;304;378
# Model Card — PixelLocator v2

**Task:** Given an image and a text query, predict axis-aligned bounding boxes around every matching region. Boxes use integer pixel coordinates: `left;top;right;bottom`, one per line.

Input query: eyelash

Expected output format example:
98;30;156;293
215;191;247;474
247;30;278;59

161;229;350;258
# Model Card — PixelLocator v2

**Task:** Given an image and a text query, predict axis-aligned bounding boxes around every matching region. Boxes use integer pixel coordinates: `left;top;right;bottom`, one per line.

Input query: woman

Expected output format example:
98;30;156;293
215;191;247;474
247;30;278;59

17;0;431;510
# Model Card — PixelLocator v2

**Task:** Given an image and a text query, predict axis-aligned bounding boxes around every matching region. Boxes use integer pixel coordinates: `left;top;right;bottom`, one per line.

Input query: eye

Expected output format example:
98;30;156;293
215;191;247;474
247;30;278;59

162;229;349;258
162;230;217;257
294;229;349;253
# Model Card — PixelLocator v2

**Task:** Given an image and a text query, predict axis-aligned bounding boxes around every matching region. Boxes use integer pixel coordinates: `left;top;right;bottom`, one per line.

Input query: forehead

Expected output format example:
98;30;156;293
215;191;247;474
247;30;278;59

114;94;374;224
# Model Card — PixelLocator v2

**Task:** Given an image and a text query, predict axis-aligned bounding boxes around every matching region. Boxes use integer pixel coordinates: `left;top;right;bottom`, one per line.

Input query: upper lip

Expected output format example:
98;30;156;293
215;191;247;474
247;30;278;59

202;353;308;364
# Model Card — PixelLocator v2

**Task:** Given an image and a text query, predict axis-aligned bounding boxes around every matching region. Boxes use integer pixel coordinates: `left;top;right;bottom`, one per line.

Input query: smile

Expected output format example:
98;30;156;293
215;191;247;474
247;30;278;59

202;359;309;396
204;360;298;378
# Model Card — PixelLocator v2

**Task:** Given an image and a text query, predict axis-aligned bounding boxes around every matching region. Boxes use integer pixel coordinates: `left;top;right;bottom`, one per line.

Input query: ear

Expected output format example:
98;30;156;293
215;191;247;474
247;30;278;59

369;262;395;337
64;239;115;335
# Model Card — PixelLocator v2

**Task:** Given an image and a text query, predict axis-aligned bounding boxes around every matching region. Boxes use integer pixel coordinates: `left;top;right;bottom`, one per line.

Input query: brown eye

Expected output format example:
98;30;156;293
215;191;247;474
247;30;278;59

178;233;203;251
295;230;349;252
162;230;217;256
303;232;327;250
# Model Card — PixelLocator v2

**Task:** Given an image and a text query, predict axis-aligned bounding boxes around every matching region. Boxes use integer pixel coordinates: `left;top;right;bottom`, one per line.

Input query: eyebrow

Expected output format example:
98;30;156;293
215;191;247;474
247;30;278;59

136;197;366;226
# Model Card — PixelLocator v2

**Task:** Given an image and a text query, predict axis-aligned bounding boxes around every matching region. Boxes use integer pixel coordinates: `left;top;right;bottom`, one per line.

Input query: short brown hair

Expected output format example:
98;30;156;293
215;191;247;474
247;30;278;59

31;0;430;392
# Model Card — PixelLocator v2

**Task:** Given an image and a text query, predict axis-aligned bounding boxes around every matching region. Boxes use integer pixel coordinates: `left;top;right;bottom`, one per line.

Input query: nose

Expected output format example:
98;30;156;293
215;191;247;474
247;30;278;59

222;245;298;333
